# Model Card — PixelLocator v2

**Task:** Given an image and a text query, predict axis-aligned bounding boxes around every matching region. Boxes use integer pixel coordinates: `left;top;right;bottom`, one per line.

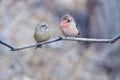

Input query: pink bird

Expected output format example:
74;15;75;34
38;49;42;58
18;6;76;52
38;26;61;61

60;14;80;37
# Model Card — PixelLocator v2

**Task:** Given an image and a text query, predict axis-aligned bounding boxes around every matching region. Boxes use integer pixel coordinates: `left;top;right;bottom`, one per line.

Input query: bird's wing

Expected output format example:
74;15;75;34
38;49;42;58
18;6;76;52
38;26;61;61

76;24;80;35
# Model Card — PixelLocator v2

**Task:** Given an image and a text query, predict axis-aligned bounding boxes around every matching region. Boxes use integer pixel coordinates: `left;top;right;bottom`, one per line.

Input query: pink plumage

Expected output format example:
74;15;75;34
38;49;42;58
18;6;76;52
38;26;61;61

60;14;79;37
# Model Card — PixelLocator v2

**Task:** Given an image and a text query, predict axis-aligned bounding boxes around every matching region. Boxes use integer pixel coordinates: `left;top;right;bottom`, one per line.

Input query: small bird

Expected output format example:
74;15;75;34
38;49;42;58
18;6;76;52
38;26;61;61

34;23;51;48
60;14;80;37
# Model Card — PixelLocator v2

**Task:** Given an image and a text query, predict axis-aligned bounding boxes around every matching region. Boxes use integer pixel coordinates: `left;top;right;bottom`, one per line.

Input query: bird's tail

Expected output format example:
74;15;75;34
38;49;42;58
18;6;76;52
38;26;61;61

77;33;81;44
35;43;42;49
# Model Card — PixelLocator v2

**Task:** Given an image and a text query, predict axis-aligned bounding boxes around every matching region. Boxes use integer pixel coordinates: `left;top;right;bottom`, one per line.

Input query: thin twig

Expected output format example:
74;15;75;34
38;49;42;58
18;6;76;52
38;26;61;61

0;40;16;51
111;34;120;43
13;37;61;51
0;34;120;51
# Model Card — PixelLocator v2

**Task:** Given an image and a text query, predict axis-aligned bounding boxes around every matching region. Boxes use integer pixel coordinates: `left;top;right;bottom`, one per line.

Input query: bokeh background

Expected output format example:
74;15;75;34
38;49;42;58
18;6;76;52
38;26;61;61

0;0;120;80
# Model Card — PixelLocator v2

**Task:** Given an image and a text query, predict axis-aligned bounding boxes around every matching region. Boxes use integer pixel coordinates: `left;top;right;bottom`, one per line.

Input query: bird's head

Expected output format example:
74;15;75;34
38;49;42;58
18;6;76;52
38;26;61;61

35;23;48;31
61;14;73;23
60;14;74;28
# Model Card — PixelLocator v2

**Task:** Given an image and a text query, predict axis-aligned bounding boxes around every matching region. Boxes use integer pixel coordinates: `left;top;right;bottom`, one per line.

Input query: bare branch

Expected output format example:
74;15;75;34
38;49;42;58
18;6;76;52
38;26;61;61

13;37;61;51
111;34;120;43
62;37;111;43
0;34;120;51
0;40;16;51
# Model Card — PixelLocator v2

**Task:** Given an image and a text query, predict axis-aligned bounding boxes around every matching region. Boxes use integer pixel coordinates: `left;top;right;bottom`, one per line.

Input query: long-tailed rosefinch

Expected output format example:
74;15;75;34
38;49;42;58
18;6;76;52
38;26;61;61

60;14;80;37
34;23;51;48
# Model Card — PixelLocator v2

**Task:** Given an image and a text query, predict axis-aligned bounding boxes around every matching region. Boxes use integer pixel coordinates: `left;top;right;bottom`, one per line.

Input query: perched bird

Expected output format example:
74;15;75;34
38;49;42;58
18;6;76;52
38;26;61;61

34;23;51;48
60;14;80;37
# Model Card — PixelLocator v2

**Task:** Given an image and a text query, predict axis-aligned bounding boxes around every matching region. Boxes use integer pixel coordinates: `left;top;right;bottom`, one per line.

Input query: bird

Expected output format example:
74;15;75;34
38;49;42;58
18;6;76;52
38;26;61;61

34;23;51;48
60;14;80;37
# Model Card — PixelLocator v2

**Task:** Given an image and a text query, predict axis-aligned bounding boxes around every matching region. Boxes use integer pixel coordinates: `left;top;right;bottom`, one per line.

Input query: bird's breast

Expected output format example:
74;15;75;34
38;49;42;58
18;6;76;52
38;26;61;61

34;31;50;42
61;26;79;37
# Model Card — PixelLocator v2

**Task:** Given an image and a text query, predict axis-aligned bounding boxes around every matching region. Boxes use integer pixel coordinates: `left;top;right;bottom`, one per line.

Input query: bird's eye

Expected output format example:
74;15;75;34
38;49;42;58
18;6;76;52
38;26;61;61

66;19;71;22
42;24;46;27
68;19;70;22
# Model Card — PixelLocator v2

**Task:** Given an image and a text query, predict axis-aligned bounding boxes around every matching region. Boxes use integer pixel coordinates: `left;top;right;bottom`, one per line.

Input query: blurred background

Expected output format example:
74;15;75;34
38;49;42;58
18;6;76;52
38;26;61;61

0;0;120;80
